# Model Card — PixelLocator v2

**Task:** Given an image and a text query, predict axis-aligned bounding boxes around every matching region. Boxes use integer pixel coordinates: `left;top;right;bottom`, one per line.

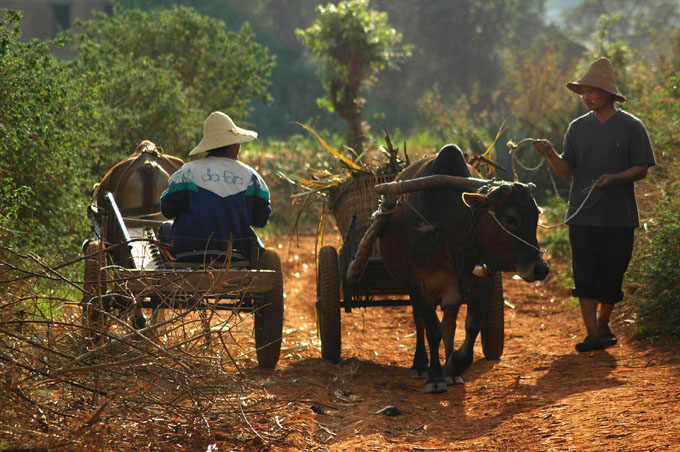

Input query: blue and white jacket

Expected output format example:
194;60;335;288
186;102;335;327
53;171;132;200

160;155;271;258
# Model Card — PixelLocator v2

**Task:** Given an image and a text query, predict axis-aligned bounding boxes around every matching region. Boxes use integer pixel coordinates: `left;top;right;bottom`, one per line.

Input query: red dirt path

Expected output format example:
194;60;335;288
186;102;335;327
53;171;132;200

245;234;680;451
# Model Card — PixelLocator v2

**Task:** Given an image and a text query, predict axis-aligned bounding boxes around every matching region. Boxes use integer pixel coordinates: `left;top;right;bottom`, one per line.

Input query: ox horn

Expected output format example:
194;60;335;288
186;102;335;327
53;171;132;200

374;175;490;195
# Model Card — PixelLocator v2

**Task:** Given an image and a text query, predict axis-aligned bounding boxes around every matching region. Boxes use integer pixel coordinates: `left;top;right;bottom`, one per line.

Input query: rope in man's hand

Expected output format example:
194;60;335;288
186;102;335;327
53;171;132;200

506;138;600;229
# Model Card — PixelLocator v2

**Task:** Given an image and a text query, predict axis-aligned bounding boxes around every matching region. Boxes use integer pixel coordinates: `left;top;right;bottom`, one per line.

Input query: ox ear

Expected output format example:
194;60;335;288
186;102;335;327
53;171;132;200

462;192;490;209
527;182;537;192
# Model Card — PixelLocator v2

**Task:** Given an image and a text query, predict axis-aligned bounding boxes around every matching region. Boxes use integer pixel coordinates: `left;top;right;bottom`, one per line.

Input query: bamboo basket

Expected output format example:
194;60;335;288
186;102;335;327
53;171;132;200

328;173;397;241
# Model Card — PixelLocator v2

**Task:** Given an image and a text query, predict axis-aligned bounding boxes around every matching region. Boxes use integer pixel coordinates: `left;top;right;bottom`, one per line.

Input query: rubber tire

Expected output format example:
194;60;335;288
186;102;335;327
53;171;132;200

317;246;341;363
254;249;284;369
82;241;109;339
480;271;505;359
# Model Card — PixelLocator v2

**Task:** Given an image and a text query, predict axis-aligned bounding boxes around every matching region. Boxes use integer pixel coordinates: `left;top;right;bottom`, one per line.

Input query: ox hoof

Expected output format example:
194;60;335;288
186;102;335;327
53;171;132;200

410;368;428;379
444;375;464;385
425;381;448;394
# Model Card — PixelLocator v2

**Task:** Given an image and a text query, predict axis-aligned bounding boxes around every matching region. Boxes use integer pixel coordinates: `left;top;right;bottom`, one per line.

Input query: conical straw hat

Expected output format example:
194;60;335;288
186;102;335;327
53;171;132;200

566;57;626;102
189;111;258;156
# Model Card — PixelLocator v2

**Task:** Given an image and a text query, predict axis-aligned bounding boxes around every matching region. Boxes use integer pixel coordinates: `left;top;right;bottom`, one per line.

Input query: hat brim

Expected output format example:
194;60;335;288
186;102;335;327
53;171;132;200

189;127;258;155
566;82;626;102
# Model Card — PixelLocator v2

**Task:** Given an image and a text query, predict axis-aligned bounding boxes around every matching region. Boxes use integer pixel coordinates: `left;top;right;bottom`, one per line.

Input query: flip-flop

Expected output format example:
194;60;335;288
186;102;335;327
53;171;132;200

601;333;618;347
575;336;605;352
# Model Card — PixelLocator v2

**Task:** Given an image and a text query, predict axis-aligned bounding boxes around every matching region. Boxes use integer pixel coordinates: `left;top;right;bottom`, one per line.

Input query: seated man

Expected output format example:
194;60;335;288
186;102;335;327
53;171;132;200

160;111;271;262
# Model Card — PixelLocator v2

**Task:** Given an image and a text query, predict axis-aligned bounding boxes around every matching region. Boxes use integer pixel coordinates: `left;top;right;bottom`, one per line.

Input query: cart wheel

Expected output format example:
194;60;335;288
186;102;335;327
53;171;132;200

254;249;284;369
317;246;341;363
82;240;109;340
481;271;504;359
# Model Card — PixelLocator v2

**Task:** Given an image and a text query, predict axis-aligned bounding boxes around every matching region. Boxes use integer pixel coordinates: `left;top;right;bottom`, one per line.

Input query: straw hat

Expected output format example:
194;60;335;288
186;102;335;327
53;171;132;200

189;111;258;156
566;57;626;102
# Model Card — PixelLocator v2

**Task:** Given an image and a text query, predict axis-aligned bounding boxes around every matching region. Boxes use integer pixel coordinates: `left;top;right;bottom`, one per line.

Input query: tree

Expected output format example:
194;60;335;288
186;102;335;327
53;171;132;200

373;0;547;115
0;11;105;256
297;0;410;153
562;0;680;52
71;5;275;166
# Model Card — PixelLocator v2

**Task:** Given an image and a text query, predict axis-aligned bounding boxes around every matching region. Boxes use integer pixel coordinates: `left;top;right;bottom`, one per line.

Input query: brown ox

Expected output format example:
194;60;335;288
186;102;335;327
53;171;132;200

378;144;549;393
92;140;184;222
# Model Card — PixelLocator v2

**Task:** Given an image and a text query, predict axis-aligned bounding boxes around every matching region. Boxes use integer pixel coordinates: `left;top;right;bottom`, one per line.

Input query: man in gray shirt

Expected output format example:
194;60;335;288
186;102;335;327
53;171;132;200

533;57;656;352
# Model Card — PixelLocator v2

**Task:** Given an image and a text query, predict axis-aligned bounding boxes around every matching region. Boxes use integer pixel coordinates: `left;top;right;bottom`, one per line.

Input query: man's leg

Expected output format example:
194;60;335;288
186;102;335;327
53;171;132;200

570;225;606;352
579;297;600;338
576;297;605;352
597;303;618;346
597;303;614;336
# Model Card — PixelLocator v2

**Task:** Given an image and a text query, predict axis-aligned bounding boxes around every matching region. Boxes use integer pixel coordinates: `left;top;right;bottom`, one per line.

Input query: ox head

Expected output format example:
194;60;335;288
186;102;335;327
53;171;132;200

462;182;549;282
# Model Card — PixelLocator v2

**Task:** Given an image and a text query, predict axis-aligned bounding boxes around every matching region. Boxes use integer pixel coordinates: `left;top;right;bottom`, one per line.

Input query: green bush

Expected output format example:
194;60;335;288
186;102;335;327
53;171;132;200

628;182;680;337
0;11;104;261
537;195;573;292
71;5;275;167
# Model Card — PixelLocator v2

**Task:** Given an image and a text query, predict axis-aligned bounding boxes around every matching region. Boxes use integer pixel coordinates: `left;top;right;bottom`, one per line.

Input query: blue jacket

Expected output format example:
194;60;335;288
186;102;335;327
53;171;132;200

160;155;271;258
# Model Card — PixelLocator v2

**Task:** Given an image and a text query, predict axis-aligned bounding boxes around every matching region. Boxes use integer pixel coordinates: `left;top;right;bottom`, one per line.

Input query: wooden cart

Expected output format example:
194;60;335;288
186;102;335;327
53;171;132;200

82;192;284;368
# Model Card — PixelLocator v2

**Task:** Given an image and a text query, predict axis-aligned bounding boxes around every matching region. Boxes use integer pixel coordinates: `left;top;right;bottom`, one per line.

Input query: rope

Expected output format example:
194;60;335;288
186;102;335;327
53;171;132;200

540;182;600;229
400;196;434;227
507;138;545;179
487;211;545;254
506;138;600;229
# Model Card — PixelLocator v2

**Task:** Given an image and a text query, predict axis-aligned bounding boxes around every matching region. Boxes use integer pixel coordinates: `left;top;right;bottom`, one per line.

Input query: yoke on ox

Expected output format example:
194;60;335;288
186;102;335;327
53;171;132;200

82;141;284;368
316;144;548;393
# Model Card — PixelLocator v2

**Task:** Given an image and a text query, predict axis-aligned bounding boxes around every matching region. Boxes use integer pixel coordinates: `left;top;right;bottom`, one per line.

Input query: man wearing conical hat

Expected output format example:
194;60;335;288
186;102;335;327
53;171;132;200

160;111;271;260
533;57;656;352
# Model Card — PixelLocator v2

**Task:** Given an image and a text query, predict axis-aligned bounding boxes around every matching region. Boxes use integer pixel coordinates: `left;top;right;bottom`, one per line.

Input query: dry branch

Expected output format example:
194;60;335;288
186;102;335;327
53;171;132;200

0;241;285;451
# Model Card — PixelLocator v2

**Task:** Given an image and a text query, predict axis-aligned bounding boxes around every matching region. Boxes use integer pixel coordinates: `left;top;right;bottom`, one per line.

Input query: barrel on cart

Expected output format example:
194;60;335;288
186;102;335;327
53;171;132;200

315;173;505;364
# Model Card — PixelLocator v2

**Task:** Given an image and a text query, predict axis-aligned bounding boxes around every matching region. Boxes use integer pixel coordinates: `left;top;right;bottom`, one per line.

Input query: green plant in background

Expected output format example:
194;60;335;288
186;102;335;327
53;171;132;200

0;178;32;239
628;182;680;337
297;0;411;154
563;0;680;52
416;88;494;157
71;4;275;168
0;11;104;260
538;195;573;292
241;129;349;236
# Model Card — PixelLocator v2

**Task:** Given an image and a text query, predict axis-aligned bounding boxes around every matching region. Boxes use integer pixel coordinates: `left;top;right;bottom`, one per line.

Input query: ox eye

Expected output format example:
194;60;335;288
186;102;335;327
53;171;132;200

505;214;519;228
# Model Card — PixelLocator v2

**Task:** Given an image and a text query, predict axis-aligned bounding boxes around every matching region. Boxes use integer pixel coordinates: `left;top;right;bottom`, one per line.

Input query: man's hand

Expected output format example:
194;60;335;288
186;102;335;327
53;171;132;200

532;139;574;179
594;174;613;190
532;139;554;156
594;165;648;190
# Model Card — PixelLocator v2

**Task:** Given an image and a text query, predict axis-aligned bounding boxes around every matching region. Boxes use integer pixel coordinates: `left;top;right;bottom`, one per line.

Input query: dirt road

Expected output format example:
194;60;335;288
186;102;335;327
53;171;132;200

242;234;680;451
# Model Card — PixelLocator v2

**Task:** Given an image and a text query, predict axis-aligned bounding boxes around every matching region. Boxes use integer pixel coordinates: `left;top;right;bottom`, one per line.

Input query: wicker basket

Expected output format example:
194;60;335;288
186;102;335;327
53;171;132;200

328;173;397;240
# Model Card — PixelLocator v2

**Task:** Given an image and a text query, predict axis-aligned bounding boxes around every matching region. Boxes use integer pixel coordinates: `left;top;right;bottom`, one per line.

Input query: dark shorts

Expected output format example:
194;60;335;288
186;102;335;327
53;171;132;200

569;225;635;305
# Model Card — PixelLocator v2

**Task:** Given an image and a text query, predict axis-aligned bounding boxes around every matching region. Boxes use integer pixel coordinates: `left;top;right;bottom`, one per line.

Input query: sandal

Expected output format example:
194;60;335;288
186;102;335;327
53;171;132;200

601;333;618;347
575;336;605;352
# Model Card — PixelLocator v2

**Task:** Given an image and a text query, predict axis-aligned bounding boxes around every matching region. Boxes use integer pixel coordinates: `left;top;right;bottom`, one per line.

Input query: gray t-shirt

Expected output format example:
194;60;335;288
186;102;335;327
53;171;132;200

562;110;655;228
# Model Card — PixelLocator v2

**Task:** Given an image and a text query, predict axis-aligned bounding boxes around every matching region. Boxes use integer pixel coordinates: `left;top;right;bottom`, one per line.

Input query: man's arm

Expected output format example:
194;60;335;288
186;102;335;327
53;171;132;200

533;139;573;179
249;173;271;228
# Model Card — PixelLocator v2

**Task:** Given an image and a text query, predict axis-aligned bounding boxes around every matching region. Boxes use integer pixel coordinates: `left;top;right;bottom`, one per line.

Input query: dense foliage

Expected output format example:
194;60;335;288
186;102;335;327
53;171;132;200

629;182;680;337
71;5;275;170
117;0;553;139
0;11;104;256
563;0;680;51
